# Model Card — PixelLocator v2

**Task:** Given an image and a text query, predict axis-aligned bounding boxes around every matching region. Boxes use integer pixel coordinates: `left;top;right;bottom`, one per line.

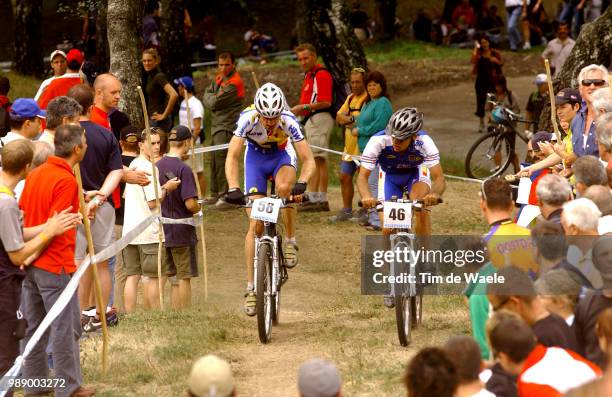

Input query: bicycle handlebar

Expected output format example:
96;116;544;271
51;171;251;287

357;197;443;207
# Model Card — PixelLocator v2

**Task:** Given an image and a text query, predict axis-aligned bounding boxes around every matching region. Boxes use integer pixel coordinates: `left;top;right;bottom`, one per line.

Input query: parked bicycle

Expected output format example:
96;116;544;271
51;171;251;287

465;93;535;180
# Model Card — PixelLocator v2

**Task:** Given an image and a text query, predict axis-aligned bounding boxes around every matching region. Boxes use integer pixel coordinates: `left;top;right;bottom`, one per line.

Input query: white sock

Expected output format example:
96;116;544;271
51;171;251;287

310;192;320;202
286;237;296;244
320;192;327;202
247;282;254;291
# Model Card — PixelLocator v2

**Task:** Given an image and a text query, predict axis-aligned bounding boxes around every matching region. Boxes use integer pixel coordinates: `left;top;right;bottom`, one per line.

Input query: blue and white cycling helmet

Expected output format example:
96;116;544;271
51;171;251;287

255;82;285;118
386;107;423;140
491;106;507;123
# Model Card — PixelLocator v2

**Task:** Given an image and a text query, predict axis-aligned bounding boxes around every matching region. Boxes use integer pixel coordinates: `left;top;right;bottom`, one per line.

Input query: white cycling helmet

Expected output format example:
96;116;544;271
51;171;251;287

255;82;285;118
386;107;423;140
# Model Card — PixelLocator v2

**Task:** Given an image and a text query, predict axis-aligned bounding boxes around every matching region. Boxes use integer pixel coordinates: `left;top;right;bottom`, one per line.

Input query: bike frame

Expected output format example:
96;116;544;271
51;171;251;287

253;222;281;300
387;198;419;300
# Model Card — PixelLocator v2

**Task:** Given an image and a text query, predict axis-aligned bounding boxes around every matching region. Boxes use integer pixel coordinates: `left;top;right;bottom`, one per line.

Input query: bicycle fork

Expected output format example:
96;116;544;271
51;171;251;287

253;227;280;298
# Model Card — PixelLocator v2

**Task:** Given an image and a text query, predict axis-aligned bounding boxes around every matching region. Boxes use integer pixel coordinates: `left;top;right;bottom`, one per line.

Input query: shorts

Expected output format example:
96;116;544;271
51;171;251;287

122;243;168;278
340;160;358;176
166;246;198;279
76;202;116;261
378;166;432;201
184;143;204;174
244;144;296;195
305;112;334;158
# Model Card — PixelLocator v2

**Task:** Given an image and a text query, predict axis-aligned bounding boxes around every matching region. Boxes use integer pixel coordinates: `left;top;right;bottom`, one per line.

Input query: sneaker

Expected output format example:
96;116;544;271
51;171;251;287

317;201;330;212
329;210;353;223
284;242;299;268
298;201;319;212
214;197;235;211
70;385;96;397
201;196;219;205
244;290;256;316
106;307;119;327
383;294;395;308
83;317;102;333
81;306;96;317
522;41;531;50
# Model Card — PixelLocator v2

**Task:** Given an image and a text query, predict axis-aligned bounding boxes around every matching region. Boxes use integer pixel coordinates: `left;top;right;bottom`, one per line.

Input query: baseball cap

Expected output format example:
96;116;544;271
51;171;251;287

534;73;548;85
169;125;193;141
120;125;140;143
555;88;582;105
50;50;67;62
173;76;194;90
188;355;235;397
298;359;342;397
66;49;84;65
9;98;46;119
530;131;553;151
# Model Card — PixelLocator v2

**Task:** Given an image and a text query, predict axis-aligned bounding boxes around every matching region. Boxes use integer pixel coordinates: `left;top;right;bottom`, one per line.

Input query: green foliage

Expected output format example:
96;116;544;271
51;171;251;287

366;40;470;63
0;71;42;99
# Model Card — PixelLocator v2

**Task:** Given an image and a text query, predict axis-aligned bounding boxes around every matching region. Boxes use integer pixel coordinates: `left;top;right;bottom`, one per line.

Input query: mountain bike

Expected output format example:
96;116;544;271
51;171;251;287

248;188;303;344
465;94;536;180
363;195;441;346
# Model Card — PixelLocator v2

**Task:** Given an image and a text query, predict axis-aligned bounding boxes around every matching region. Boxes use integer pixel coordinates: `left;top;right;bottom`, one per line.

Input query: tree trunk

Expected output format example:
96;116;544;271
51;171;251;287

108;0;144;128
0;0;14;61
296;0;367;96
538;8;612;130
374;0;397;41
296;0;316;46
14;0;43;77
96;0;110;72
160;0;189;80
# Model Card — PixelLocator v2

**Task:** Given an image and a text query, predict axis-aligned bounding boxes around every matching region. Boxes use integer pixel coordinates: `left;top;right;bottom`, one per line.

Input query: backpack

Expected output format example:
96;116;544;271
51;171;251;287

310;67;350;120
0;101;10;137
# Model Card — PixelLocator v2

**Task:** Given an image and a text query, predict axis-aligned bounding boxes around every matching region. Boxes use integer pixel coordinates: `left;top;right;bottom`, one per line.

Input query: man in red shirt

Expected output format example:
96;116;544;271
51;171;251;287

90;73;121;130
291;43;334;211
37;49;84;110
19;124;96;397
488;311;600;397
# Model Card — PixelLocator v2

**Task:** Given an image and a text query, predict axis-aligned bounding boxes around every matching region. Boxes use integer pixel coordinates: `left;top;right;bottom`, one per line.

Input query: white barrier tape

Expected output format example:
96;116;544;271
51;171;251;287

190;143;230;155
0;210;204;393
308;144;361;166
159;213;202;227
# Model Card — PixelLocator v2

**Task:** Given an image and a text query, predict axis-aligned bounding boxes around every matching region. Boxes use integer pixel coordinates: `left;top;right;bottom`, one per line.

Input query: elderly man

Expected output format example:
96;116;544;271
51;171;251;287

38;96;82;147
593;88;612;121
561;198;603;289
535;174;572;224
573;155;608;197
572;64;609;158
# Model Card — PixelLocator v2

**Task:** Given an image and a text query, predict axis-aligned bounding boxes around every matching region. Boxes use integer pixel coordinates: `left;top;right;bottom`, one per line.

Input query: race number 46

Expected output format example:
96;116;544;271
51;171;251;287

383;201;412;229
250;197;282;223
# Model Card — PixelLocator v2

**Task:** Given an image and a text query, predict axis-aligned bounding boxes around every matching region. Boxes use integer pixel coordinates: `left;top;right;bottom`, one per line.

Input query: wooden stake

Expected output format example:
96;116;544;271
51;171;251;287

136;86;164;309
74;165;108;373
251;71;260;89
544;59;562;143
186;99;208;301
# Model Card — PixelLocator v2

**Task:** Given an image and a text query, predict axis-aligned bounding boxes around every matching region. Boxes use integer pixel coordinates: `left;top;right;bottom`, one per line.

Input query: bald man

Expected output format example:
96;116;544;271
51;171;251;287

91;73;122;130
584;185;612;216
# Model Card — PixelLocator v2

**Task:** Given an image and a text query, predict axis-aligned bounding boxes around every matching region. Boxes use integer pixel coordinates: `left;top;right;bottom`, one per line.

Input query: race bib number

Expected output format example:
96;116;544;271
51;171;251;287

250;197;282;223
383;201;412;230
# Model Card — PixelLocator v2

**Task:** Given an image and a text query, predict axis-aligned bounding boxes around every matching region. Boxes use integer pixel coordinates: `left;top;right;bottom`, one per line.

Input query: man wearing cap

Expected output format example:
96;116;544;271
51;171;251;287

525;73;549;132
0;98;45;146
188;355;236;397
34;50;68;101
541;21;575;77
175;76;206;193
38;49;84;110
298;358;343;397
157;125;201;309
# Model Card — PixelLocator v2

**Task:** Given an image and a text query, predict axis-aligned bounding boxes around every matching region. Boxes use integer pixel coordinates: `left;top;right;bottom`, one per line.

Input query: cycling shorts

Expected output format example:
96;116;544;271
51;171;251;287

340;160;358;176
244;144;297;195
377;166;431;201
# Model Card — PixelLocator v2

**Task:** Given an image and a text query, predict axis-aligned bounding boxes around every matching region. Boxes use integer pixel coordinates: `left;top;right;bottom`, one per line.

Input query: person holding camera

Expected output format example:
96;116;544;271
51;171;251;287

471;34;503;133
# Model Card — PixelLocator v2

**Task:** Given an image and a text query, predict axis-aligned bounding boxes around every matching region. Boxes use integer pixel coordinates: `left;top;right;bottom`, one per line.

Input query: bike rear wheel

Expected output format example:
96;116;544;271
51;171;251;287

256;243;274;343
465;131;513;180
411;293;423;329
395;295;413;346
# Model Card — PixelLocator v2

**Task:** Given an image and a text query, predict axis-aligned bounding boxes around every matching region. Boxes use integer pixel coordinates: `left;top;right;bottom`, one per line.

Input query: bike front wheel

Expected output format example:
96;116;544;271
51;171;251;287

411;293;423;329
465;132;513;180
395;295;413;346
256;243;274;343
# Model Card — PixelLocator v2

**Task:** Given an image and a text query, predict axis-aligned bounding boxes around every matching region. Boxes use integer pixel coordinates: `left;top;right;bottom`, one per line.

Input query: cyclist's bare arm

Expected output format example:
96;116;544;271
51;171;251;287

294;140;316;184
226;136;246;189
424;164;445;206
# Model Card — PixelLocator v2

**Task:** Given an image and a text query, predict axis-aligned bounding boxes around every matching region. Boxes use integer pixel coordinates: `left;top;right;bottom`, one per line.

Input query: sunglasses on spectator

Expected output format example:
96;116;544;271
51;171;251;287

581;79;606;87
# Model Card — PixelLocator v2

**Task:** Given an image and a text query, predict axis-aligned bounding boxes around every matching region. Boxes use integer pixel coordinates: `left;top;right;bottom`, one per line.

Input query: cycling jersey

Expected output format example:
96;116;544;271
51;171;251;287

360;131;440;174
234;105;304;152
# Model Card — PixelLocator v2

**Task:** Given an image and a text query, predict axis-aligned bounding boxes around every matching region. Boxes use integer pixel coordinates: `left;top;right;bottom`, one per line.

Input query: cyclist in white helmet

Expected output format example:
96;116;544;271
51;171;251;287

357;107;446;236
224;82;315;316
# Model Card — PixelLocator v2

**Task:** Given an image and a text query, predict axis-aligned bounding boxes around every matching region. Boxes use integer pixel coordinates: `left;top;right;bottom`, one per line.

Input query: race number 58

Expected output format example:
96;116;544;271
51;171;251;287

383;201;412;229
250;197;282;223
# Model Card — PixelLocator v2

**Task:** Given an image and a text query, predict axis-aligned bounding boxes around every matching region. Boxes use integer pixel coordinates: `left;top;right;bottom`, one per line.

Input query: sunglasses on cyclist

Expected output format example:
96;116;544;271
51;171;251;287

581;79;606;87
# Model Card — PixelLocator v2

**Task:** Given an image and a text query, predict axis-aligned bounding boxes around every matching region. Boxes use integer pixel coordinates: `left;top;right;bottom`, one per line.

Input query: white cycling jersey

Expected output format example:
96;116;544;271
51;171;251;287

234;105;305;150
360;132;440;173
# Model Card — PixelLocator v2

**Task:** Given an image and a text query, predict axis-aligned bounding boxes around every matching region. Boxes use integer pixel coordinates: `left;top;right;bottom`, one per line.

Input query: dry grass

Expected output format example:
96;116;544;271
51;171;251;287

54;180;484;397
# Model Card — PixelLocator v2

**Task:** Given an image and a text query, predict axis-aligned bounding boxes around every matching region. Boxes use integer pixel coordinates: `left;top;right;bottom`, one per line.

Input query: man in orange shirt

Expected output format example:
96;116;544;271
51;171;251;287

19;124;95;397
37;49;84;110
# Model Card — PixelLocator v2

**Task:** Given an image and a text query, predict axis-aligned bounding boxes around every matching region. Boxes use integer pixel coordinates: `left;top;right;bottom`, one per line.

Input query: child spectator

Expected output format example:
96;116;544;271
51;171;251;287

403;347;458;397
444;335;495;397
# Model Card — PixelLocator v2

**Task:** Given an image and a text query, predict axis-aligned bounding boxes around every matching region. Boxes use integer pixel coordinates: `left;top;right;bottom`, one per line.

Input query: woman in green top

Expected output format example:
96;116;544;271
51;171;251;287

352;71;393;152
